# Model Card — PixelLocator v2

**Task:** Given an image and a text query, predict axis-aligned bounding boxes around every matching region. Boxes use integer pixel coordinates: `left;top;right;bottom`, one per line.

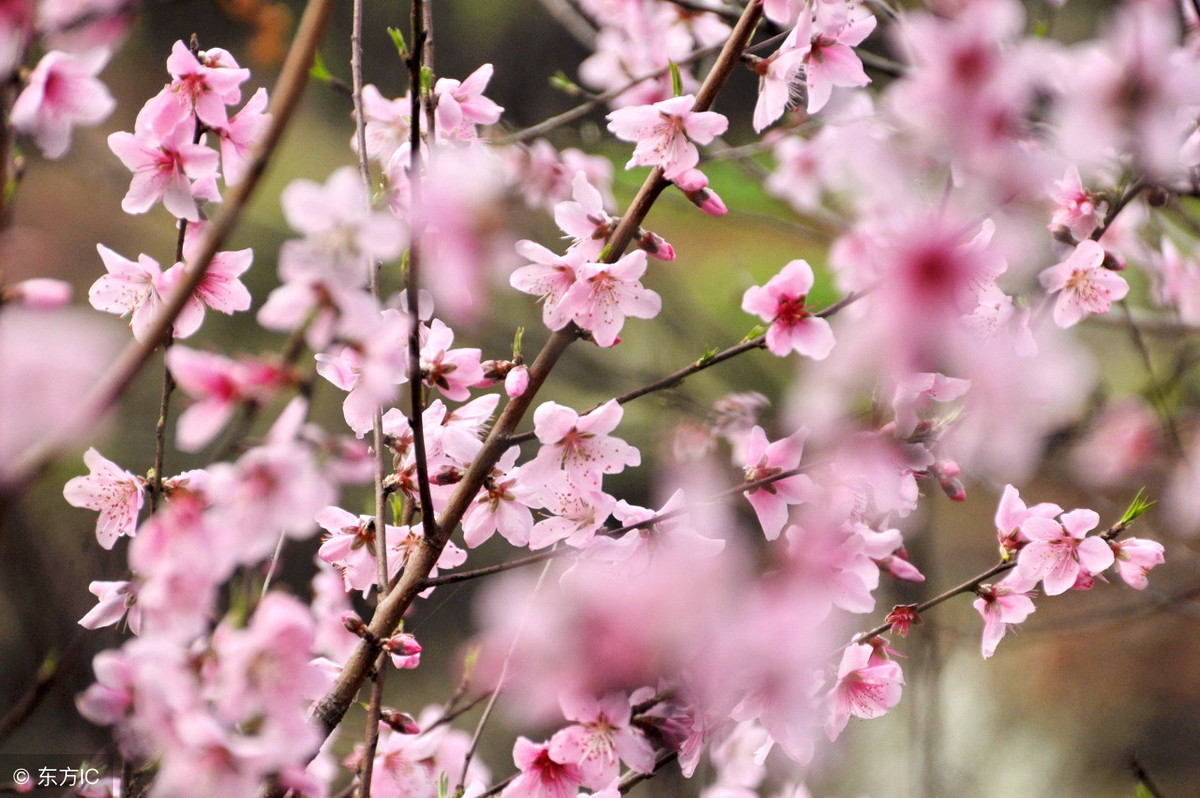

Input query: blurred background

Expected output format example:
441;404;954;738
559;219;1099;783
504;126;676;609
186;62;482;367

2;1;1200;796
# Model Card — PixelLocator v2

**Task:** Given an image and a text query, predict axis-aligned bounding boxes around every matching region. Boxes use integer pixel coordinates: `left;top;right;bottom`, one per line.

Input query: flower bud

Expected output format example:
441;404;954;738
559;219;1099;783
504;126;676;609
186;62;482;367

381;709;421;734
505;364;530;397
3;278;72;309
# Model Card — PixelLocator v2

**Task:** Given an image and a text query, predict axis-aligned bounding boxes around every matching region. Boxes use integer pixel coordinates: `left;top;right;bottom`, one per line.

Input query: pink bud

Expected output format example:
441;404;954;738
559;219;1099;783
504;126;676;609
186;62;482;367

341;611;367;636
382;709;421;734
505;364;529;397
385;632;422;656
636;229;676;261
4;278;72;309
691;187;727;217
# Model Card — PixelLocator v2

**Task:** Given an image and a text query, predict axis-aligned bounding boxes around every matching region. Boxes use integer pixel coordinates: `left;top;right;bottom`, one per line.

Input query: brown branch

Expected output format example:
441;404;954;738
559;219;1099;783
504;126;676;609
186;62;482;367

309;0;766;744
493;42;724;146
422;464;810;589
4;0;338;491
507;291;859;447
850;518;1134;646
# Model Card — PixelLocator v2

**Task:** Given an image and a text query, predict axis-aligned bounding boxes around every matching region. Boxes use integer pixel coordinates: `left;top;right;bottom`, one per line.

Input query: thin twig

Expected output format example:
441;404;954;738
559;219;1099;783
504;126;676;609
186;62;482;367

493;41;725;146
535;0;597;48
406;0;439;548
351;0;390;790
507;292;859;447
456;556;556;794
849;517;1135;648
619;749;679;794
422;464;810;589
1129;754;1167;798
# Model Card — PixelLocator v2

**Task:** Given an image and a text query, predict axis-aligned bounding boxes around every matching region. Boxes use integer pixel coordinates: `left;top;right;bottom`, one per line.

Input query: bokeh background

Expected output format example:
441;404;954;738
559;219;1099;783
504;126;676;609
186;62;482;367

2;1;1199;796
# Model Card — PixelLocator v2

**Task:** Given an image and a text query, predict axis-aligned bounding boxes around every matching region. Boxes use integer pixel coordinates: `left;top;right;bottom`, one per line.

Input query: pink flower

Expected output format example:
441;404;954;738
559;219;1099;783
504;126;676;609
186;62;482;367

279;166;408;287
524;400;641;491
791;0;876;113
506;364;531;398
434;63;504;140
1017;509;1116;596
1048;166;1102;239
211;87;269;186
751;43;808;132
79;580;141;634
548;692;655;789
825;641;904;740
972;572;1038;658
186;247;253;315
107;111;220;221
1110;538;1165;590
993;484;1062;558
420;318;484;402
167;347;288;451
63;447;145;549
316;507;387;594
11;48;115;159
501;737;585;798
164;40;249;128
353;84;410;164
741;260;835;359
558;250;662;347
606;94;728;180
523;473;617;550
554;171;615;259
511;241;586;331
462;450;534;548
1039;240;1129;328
88;245;166;341
742;425;815;540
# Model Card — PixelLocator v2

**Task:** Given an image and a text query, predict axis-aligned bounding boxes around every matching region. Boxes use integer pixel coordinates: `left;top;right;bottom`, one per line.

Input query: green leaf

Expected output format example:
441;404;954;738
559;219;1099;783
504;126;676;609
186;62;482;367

461;644;481;680
549;70;581;95
742;324;768;343
387;27;409;58
669;61;683;98
421;66;435;94
512;326;525;360
309;51;332;83
1120;488;1156;527
696;346;720;367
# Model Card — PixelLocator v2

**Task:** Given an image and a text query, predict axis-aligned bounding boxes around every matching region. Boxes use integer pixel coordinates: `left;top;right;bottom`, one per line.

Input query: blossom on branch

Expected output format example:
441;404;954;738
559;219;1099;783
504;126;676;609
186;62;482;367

606;94;728;180
63;448;145;550
11;48;115;158
1039;240;1129;328
825;641;904;740
742;259;835;359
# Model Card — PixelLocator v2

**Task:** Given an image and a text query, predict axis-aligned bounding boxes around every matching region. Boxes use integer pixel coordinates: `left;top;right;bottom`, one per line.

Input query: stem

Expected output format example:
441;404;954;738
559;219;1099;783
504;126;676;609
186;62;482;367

493;41;724;147
149;357;175;510
5;0;338;491
456;556;556;794
618;750;678;794
349;2;391;793
507;291;859;447
509;335;768;448
423;465;810;589
406;0;439;543
851;517;1134;646
310;0;766;745
355;653;388;798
